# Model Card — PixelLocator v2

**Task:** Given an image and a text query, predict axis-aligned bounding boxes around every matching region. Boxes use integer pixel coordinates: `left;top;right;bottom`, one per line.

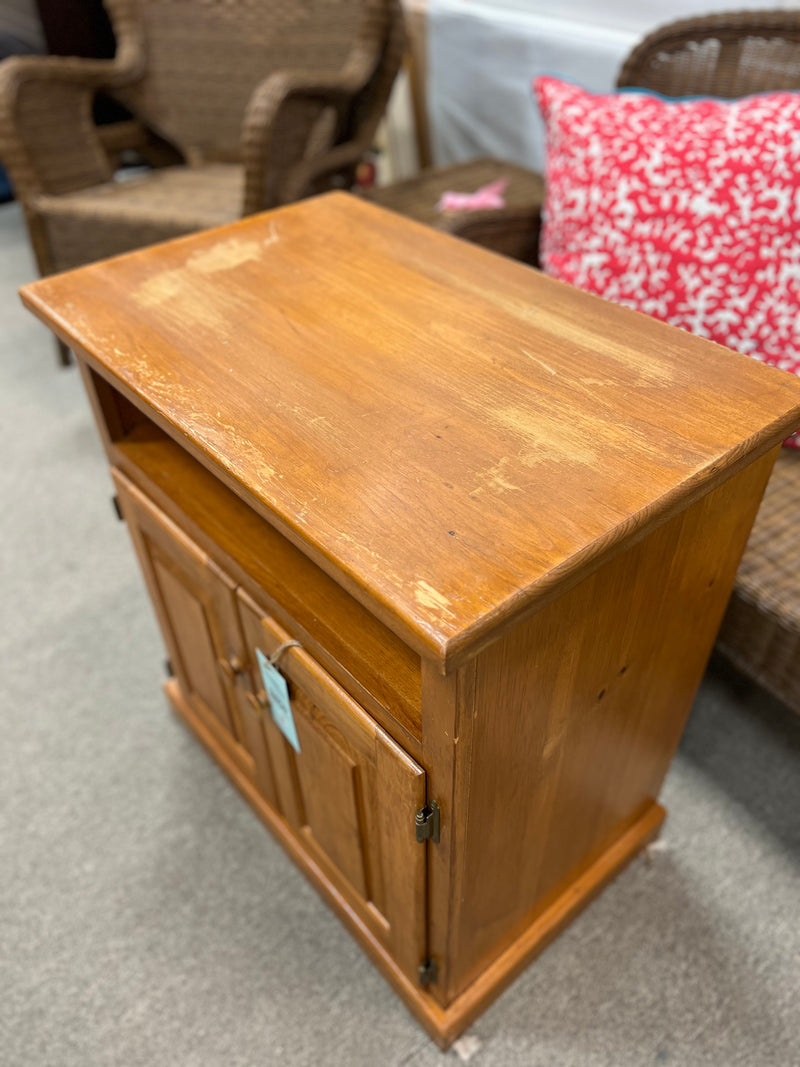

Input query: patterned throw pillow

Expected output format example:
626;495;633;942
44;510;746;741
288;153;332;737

534;75;800;447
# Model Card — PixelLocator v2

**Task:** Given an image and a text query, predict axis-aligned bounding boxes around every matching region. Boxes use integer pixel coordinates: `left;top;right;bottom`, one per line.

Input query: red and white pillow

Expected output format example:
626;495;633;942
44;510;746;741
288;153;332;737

534;75;800;447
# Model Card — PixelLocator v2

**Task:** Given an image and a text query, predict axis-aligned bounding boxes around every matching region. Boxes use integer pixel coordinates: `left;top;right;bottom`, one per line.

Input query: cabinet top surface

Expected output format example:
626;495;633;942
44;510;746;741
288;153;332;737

21;193;800;664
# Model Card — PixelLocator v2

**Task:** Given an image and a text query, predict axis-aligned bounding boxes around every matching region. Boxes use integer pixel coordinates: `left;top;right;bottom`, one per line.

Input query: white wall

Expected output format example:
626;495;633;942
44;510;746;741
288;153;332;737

424;0;800;171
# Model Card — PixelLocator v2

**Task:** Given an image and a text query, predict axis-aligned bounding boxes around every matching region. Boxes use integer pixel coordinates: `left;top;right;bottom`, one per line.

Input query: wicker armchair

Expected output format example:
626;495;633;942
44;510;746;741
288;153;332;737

448;10;800;717
0;0;404;300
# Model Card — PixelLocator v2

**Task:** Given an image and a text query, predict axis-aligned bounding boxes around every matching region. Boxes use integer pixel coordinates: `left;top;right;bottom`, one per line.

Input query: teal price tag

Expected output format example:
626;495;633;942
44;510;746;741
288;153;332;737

256;648;301;753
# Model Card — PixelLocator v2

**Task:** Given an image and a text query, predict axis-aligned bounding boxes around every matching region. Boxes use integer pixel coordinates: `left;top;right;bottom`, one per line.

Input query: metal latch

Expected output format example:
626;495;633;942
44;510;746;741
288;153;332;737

415;800;440;844
418;957;438;987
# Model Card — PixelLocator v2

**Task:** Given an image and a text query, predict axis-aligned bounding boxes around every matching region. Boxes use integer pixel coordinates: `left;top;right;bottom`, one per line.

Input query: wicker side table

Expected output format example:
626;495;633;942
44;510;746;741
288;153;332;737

366;157;544;261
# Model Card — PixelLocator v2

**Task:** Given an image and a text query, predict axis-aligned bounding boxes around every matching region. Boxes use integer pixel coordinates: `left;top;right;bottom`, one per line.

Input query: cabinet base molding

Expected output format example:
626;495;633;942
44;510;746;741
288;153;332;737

167;678;664;1049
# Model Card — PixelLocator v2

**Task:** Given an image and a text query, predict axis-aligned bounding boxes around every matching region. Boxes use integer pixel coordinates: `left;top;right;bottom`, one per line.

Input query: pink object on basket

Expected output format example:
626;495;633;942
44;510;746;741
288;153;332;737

436;177;509;212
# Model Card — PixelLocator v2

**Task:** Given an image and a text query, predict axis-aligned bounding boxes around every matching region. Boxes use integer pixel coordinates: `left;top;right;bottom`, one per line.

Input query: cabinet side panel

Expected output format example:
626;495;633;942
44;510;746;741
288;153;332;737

449;450;777;996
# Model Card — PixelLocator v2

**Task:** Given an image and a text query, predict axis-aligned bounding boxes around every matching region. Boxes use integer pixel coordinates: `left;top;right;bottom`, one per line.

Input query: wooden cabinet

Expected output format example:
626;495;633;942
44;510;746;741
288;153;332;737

21;193;800;1048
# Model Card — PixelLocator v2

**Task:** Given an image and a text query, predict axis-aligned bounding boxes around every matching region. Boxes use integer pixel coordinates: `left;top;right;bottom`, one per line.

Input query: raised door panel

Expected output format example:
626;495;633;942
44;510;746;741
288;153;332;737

237;589;427;982
112;470;253;778
293;704;368;897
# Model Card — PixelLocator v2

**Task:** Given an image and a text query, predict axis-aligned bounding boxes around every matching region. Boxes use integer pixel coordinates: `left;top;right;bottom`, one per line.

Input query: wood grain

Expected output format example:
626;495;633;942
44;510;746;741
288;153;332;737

420;659;477;1006
22;192;800;667
446;448;777;994
113;469;253;777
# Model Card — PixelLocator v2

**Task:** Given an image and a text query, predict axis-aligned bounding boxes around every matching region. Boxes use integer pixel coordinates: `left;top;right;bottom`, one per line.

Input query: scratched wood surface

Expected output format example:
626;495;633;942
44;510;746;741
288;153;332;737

21;192;800;667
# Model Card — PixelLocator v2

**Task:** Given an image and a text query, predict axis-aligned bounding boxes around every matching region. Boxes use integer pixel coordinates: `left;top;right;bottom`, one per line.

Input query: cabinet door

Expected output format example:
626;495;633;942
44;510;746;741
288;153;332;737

112;471;253;777
237;589;427;983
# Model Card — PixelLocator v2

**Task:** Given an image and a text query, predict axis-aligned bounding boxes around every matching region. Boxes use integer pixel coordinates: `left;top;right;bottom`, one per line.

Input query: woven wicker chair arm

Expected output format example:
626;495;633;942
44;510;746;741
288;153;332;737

241;59;379;214
0;53;140;198
293;138;368;190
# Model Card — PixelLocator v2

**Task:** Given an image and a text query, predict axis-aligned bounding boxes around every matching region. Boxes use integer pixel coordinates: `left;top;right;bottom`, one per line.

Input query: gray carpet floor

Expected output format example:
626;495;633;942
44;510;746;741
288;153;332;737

1;199;799;1067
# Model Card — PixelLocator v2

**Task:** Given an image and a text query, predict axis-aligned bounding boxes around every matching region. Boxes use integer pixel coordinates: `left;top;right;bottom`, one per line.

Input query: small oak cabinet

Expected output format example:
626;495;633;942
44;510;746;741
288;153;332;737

21;193;800;1047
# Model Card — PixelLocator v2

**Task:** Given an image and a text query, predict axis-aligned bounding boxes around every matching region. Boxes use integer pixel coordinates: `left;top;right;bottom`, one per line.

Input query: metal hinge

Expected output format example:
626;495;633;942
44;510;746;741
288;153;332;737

164;658;174;677
418;957;438;987
112;494;124;521
415;800;440;844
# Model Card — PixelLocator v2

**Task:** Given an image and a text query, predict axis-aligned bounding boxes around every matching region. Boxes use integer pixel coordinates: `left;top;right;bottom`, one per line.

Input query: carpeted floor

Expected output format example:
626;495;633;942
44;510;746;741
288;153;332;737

1;200;798;1067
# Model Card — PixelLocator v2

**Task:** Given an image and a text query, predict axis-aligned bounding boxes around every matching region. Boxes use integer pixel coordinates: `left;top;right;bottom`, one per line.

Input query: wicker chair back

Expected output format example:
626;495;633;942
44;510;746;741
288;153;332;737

617;10;800;97
108;0;387;163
